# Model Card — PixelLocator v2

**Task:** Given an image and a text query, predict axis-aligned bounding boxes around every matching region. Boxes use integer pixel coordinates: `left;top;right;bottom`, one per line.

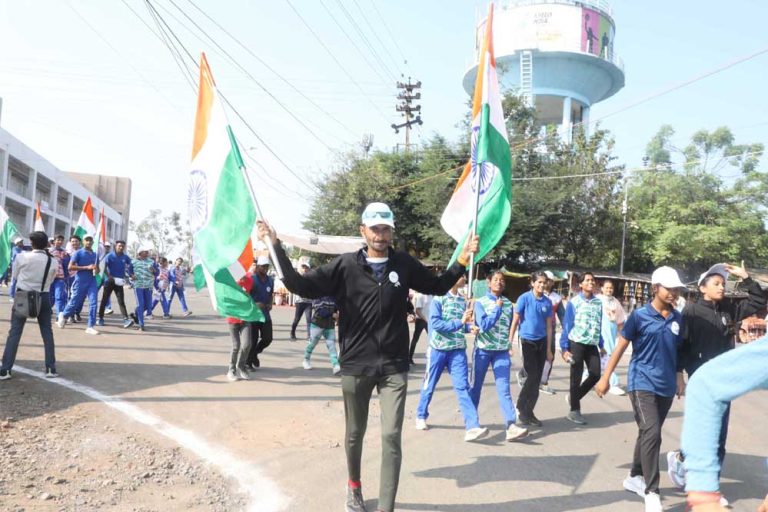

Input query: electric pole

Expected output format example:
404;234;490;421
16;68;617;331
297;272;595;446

391;78;423;152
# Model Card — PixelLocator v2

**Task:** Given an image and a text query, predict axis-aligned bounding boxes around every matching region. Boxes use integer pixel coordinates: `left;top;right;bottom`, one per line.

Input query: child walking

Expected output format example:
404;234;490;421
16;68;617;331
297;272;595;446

302;295;341;375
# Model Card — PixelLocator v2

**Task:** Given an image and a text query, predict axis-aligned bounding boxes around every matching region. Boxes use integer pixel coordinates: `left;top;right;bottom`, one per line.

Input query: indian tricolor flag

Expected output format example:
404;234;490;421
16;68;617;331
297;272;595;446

189;53;263;321
0;206;20;275
440;3;511;264
34;202;45;232
73;196;96;240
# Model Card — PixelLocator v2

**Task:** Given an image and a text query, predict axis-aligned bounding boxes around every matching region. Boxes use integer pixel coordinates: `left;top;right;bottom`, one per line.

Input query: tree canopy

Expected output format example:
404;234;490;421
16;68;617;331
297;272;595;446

302;95;766;274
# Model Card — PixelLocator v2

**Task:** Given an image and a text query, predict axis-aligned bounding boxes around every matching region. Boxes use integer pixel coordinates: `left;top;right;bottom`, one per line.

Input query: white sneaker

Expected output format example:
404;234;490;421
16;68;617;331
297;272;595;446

415;418;428;430
623;473;647;498
332;364;341;375
666;451;686;489
56;312;66;329
539;384;556;395
644;492;662;512
609;386;627;396
506;423;529;441
464;427;489;442
237;368;250;380
719;495;729;507
145;314;153;320
226;370;238;382
84;327;99;335
302;359;312;370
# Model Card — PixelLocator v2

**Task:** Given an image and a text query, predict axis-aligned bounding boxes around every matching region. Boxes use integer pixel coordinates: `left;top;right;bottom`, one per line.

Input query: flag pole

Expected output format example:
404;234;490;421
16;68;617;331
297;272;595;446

467;168;482;301
211;78;285;280
239;163;284;280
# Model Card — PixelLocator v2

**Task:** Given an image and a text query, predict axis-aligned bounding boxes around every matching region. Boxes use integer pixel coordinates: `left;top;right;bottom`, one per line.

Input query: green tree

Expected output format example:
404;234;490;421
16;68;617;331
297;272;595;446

625;126;767;274
129;209;187;257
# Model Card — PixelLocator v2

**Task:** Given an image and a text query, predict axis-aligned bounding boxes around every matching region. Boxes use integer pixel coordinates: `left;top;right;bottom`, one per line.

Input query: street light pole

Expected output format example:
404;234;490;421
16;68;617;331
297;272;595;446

619;172;629;275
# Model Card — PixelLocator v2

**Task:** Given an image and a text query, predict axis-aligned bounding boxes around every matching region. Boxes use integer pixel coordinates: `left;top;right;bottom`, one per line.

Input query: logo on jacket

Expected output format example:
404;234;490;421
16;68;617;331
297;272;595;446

388;271;400;287
670;321;680;336
721;316;727;326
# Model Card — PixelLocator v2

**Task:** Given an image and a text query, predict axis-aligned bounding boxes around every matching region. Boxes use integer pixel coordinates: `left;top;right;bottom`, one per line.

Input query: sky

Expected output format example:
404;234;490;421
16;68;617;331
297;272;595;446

0;0;766;237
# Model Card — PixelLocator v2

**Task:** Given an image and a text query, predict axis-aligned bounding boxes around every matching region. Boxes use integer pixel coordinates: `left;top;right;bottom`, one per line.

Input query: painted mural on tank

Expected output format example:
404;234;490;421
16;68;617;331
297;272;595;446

581;7;614;59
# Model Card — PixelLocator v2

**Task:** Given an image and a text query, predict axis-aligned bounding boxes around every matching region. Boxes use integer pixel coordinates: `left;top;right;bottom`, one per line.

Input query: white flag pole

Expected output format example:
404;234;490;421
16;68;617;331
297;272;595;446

214;84;284;280
467;167;482;301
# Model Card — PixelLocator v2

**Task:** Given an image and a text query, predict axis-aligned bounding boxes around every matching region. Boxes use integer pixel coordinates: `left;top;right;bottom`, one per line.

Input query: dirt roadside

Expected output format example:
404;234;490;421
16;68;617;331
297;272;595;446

0;372;246;512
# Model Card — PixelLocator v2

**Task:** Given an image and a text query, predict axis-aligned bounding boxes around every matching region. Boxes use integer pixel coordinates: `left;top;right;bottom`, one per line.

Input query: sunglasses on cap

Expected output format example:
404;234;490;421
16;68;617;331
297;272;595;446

362;210;393;221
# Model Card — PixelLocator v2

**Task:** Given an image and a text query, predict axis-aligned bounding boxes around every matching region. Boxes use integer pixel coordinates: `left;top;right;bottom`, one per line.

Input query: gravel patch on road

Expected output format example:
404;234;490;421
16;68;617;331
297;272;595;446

0;373;247;512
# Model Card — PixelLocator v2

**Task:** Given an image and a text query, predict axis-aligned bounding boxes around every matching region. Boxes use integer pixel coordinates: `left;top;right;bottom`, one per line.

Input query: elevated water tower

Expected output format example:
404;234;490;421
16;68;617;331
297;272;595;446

463;0;625;141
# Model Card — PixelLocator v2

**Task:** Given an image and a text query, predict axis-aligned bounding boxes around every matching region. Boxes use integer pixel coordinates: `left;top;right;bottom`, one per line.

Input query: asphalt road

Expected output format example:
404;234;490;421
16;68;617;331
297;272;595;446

2;288;766;511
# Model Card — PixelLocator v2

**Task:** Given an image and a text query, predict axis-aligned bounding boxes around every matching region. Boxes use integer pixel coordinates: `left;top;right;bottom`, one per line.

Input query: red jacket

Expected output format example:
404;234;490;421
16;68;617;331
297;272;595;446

226;274;254;324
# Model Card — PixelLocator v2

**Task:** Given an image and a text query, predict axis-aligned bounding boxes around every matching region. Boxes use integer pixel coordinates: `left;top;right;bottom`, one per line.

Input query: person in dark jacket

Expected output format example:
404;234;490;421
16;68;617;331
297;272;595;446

257;202;478;512
667;262;768;500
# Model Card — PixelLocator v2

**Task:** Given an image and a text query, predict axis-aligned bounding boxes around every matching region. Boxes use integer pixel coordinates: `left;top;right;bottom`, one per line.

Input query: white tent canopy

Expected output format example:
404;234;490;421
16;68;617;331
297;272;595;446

277;232;364;255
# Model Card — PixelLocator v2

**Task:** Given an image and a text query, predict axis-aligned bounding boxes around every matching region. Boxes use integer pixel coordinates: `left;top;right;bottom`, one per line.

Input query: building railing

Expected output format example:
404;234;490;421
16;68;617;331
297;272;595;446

501;0;614;19
8;178;29;199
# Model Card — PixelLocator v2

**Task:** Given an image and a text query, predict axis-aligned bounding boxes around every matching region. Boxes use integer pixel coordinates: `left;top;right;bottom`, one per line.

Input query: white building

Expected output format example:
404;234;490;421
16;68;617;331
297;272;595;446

0;118;129;242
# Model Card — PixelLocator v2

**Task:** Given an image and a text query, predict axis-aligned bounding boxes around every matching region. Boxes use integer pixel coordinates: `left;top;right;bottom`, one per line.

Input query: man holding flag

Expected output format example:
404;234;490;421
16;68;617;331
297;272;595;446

259;207;478;512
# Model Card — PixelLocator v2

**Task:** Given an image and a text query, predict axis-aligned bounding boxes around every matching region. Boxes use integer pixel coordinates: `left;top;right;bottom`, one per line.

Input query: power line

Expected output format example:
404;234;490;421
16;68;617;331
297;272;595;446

316;0;392;86
367;0;410;71
143;0;198;92
159;0;336;151
138;0;318;190
285;0;391;122
333;0;398;82
182;0;359;138
350;0;403;77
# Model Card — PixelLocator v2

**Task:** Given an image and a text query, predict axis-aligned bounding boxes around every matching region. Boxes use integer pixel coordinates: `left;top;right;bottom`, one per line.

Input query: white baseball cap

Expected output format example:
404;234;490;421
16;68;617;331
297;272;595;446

544;270;555;280
256;255;270;266
698;263;728;287
138;246;151;253
651;266;686;289
361;202;395;228
13;236;23;243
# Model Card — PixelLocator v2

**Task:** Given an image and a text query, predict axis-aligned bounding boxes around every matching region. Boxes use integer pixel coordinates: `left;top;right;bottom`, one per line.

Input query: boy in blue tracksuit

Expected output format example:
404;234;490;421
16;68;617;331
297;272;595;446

414;275;489;442
57;235;99;334
470;271;529;442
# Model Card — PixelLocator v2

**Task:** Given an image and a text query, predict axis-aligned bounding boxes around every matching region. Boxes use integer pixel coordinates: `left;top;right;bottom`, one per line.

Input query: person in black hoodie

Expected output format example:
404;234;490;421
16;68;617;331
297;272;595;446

667;262;767;501
257;202;478;512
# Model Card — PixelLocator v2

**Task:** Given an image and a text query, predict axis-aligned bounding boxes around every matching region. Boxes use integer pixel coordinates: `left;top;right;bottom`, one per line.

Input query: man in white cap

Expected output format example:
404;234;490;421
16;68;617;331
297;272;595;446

596;266;687;512
257;202;479;512
245;255;273;369
666;261;767;502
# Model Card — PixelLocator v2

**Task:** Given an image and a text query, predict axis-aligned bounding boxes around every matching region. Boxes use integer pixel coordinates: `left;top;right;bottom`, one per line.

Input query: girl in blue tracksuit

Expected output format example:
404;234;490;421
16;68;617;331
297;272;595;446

415;275;487;441
471;271;529;441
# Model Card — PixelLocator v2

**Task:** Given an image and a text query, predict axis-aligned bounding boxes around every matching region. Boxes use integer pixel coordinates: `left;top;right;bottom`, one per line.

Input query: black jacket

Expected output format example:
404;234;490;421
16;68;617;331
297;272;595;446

679;277;767;374
275;242;465;376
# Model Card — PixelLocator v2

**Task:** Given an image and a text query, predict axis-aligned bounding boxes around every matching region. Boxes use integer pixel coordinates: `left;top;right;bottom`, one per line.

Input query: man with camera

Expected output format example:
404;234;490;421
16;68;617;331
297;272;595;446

0;231;59;379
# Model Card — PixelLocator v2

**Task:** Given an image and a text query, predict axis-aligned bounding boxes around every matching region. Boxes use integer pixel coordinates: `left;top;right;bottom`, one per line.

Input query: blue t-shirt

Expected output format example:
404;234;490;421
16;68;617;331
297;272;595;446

250;273;274;321
71;248;98;282
104;252;133;279
515;291;553;341
622;303;683;397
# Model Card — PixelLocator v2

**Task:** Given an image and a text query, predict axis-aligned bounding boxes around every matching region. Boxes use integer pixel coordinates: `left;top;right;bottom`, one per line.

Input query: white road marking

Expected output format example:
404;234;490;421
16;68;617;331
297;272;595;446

13;365;289;512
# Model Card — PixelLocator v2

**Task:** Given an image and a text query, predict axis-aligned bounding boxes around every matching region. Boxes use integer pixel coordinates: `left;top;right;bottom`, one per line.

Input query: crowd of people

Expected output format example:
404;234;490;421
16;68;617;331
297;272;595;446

252;203;767;512
1;202;767;512
0;230;194;379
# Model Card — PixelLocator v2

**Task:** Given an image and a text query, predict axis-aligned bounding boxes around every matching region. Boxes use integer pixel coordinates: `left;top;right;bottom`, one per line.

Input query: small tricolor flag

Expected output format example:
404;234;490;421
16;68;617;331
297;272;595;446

34;202;45;232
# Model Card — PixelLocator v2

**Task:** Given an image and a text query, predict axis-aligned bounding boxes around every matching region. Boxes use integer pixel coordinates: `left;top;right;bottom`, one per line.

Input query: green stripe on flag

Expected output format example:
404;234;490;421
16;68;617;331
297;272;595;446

0;218;19;274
